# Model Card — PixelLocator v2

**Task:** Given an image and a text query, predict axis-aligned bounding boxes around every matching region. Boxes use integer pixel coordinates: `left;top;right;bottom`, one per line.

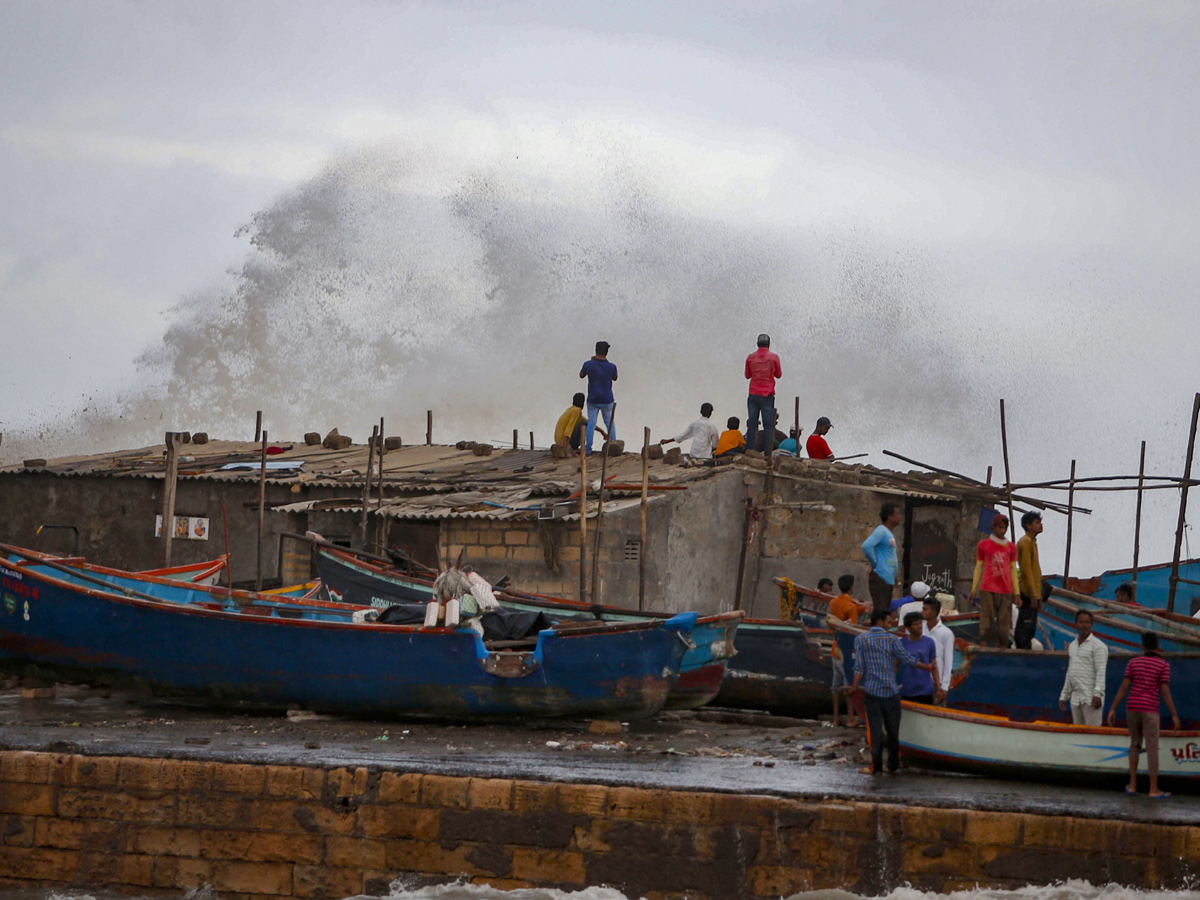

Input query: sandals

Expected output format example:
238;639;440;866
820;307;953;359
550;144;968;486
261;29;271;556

1150;791;1172;799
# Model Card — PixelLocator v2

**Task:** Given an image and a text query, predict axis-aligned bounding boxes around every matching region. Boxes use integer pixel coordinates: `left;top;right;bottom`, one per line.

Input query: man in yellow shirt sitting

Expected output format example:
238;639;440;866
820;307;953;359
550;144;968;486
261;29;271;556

554;393;586;451
714;417;747;459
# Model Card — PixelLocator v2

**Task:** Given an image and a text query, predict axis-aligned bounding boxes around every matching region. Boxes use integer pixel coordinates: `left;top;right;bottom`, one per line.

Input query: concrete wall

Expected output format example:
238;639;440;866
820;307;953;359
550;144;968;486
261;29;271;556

1;750;1196;900
0;473;312;586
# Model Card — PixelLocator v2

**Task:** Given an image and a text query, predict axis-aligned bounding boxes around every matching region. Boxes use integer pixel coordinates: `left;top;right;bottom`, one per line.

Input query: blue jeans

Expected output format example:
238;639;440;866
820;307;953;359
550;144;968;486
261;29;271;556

586;403;614;453
746;394;775;452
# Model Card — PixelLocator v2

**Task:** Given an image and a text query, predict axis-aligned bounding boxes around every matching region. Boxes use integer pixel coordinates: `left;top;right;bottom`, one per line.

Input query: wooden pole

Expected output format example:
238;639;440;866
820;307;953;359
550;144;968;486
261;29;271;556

513;429;518;450
793;396;800;443
376;417;386;553
221;502;232;588
256;429;268;591
639;426;649;611
986;465;993;485
1132;441;1147;588
361;426;378;549
590;404;615;605
1063;459;1077;582
999;400;1017;540
578;438;588;603
1168;392;1200;613
254;411;262;443
161;432;182;567
732;499;753;611
529;431;535;451
426;410;432;445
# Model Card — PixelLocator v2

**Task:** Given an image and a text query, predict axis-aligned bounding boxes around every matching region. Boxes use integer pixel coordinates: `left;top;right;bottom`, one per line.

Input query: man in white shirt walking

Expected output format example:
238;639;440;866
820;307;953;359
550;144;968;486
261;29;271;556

921;596;954;705
1059;609;1108;726
662;403;719;460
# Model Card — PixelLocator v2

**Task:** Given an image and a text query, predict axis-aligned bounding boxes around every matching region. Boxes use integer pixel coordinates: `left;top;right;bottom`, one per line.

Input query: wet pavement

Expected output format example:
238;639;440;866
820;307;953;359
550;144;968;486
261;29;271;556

2;684;1198;826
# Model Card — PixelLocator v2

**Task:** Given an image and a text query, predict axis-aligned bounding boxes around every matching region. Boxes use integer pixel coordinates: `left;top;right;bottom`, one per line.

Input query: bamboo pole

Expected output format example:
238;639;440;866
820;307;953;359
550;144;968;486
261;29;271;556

360;426;377;549
590;404;615;605
999;400;1017;540
1063;459;1077;581
426;410;432;445
161;432;182;567
256;429;268;591
254;411;262;443
1133;441;1146;588
529;431;534;451
376;416;386;553
1168;392;1200;613
512;429;518;450
793;396;799;443
639;426;649;612
986;465;993;485
578;437;588;603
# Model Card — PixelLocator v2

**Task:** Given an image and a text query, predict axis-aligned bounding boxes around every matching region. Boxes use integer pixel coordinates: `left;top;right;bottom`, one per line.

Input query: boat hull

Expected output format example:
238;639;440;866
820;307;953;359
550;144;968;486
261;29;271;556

0;560;691;720
900;702;1200;791
712;619;831;717
314;548;741;711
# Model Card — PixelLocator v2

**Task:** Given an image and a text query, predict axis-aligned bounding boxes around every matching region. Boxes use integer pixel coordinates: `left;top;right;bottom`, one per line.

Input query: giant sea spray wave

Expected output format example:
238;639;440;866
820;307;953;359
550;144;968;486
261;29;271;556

3;132;991;459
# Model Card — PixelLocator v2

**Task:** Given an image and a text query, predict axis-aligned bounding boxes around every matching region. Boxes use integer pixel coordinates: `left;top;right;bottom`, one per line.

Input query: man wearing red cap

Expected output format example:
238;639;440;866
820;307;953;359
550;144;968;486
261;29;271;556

806;417;834;460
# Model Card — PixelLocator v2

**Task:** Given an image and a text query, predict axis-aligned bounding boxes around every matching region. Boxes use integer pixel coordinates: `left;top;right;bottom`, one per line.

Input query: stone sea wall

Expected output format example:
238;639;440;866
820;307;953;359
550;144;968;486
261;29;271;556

1;750;1196;900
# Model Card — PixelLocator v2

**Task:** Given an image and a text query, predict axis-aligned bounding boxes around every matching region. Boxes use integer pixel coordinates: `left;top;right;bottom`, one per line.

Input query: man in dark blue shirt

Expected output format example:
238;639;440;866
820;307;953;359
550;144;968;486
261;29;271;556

579;341;617;454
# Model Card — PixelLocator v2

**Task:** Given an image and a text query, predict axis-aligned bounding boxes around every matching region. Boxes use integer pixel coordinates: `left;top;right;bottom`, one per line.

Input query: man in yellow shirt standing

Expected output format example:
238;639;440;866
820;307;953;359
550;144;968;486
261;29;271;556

554;393;586;452
1015;511;1043;649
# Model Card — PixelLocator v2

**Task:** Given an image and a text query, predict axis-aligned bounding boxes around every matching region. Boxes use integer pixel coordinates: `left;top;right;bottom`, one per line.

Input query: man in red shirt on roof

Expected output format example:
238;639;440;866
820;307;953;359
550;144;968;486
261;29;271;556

744;333;781;452
806;416;834;459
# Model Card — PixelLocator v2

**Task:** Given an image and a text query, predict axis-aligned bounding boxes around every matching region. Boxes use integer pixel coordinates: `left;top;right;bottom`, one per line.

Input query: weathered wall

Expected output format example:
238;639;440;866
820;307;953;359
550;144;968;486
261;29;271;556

0;473;313;586
1;750;1196;900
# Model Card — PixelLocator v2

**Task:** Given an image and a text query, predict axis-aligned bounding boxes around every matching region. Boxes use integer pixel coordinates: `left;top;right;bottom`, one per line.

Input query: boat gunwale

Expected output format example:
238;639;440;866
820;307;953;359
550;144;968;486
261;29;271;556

0;557;685;641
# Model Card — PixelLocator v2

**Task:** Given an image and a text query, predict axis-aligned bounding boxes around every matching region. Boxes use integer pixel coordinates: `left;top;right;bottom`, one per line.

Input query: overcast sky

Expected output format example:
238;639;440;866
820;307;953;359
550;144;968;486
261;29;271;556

1;1;1198;574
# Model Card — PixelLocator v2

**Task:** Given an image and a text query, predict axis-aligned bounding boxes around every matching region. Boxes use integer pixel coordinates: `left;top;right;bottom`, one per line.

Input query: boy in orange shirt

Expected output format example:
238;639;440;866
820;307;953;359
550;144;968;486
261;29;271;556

827;573;869;726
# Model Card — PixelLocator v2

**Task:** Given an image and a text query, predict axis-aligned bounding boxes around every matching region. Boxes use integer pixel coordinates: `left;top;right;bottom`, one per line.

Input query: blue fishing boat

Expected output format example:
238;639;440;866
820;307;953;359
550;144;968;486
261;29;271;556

312;545;742;711
1046;557;1200;613
710;616;832;717
1036;593;1200;653
827;615;1200;724
0;550;697;720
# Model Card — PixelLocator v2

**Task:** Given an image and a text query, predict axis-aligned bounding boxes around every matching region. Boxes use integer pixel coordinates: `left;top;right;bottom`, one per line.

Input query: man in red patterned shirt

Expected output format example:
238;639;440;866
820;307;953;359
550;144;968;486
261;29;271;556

1108;632;1181;798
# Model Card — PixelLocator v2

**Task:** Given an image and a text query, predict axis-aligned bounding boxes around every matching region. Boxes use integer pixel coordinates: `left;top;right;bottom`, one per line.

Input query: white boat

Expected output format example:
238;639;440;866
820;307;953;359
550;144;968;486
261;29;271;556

899;702;1200;791
139;554;228;586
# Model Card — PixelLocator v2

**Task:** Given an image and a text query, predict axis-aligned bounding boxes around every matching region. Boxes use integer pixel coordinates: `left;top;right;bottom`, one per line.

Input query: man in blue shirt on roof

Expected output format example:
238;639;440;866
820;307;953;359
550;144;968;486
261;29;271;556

580;341;618;455
862;503;902;614
848;607;932;775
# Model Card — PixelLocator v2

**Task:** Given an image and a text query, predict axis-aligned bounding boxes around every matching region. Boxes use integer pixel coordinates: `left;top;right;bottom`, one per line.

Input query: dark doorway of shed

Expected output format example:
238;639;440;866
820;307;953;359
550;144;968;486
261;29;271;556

903;501;959;597
386;521;440;571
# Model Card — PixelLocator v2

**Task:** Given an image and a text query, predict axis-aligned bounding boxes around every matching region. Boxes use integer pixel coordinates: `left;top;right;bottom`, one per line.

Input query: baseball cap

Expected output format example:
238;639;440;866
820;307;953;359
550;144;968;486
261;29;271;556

756;333;770;347
910;581;931;600
816;416;833;428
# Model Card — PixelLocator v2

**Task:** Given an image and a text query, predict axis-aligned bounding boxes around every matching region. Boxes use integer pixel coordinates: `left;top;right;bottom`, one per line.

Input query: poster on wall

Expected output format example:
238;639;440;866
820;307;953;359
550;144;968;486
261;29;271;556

154;515;210;541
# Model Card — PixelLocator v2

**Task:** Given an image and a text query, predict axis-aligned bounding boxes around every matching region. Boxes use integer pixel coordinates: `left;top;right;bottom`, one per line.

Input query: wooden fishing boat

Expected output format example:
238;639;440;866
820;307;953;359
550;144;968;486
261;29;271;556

0;549;697;720
1046;556;1200;614
312;545;742;711
1037;592;1200;653
899;701;1200;792
709;616;832;717
139;554;228;586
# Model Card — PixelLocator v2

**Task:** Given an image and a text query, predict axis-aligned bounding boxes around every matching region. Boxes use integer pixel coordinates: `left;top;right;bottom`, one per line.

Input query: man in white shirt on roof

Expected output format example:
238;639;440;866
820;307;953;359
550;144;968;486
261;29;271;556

662;403;719;460
920;595;954;704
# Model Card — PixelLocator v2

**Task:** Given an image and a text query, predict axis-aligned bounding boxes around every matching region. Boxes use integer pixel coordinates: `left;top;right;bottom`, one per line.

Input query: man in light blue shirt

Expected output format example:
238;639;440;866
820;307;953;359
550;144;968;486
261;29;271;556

862;503;902;614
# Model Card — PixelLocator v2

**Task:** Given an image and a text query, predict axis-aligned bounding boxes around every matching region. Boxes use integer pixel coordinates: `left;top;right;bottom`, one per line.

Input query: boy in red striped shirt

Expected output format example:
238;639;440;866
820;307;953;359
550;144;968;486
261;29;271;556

1107;632;1181;798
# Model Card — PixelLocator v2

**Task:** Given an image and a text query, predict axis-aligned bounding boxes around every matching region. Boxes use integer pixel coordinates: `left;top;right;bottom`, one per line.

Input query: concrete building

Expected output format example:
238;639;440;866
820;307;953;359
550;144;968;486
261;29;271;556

0;437;1029;617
